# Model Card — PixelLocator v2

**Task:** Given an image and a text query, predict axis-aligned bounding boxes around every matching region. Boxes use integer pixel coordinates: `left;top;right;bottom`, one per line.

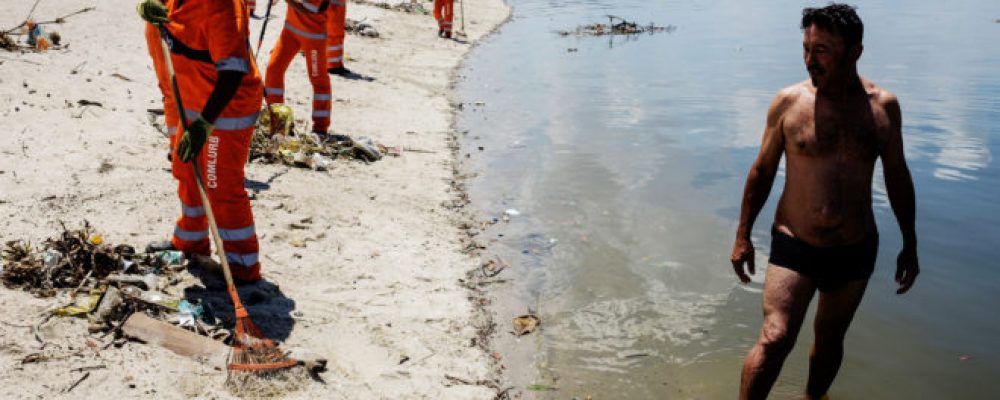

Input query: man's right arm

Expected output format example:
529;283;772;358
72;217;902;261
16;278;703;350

730;90;791;283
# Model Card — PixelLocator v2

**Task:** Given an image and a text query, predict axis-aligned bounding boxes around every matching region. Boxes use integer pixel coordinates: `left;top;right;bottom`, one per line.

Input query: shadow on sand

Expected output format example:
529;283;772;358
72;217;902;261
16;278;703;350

183;266;297;342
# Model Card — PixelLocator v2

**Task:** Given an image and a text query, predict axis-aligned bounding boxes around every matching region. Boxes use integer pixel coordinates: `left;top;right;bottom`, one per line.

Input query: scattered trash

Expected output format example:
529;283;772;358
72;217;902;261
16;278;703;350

353;0;430;15
959;355;975;361
557;15;676;37
157;250;185;266
521;234;559;255
78;99;104;108
110;72;133;82
250;105;390;169
527;383;558;391
503;209;520;217
567;47;578;52
346;18;381;38
512;314;540;336
55;287;105;316
25;20;51;51
1;7;95;52
1;222;173;297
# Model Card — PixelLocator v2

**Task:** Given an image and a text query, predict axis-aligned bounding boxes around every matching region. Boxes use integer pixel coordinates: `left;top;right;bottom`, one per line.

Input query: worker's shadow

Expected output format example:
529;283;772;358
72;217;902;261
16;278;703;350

182;267;297;342
332;70;376;82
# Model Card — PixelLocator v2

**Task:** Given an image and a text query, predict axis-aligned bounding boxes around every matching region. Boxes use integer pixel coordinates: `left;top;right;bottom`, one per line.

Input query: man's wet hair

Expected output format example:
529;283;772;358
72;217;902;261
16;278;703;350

801;3;863;47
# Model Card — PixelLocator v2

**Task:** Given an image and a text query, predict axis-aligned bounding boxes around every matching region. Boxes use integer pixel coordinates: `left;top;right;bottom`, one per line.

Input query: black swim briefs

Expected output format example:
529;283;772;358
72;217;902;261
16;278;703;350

768;227;879;292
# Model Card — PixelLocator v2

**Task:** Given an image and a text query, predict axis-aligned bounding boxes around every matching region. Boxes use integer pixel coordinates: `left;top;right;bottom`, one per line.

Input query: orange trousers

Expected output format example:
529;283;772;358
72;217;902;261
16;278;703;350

326;1;346;69
170;123;261;282
434;0;454;34
264;27;332;133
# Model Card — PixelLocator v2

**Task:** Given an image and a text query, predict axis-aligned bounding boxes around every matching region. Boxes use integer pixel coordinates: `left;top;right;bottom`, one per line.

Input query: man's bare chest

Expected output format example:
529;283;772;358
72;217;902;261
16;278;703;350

784;101;884;159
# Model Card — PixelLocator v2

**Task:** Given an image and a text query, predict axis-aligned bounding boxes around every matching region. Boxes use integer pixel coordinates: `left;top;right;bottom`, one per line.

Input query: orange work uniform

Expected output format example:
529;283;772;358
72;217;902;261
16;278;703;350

265;0;332;133
433;0;454;36
325;0;346;70
146;0;265;282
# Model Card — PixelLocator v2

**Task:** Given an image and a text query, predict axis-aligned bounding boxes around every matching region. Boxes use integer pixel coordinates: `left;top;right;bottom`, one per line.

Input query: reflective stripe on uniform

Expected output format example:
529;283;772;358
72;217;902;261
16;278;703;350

302;2;321;12
313;110;331;118
226;252;260;267
181;203;205;217
219;225;256;241
174;227;208;241
167;126;178;137
314;94;332;101
183;109;260;131
327;45;343;51
215;57;250;73
284;22;327;40
326;57;342;63
264;87;285;96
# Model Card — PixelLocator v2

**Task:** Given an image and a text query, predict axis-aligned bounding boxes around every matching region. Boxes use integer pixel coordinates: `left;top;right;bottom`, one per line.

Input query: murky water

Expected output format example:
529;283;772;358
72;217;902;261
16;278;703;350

457;0;1000;398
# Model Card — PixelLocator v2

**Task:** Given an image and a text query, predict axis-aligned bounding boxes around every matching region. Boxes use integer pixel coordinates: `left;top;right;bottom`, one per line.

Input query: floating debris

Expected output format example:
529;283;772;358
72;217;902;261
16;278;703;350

557;15;676;37
512;314;540;336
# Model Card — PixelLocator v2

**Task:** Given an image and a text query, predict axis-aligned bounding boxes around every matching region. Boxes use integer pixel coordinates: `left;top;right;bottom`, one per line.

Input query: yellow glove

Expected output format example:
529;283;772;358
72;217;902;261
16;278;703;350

177;117;213;163
136;0;169;24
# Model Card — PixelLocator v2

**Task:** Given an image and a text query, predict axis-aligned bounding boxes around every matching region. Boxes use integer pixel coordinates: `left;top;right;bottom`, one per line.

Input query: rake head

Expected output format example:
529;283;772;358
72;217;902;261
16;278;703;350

226;306;298;378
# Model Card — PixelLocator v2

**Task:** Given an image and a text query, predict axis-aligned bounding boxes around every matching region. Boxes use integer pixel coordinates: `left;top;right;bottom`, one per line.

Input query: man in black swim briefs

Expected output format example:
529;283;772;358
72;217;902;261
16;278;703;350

728;4;920;399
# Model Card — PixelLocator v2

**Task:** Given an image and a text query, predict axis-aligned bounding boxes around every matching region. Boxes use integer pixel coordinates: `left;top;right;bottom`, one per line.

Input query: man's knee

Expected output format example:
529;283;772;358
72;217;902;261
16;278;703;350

758;321;796;356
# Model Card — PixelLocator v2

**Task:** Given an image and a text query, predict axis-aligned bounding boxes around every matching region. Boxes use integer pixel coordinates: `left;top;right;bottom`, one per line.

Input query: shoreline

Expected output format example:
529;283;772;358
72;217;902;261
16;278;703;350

0;0;511;398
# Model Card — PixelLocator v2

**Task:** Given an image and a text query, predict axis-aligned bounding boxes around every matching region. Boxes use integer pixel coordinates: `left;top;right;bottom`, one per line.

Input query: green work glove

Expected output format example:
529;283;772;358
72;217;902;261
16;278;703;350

177;117;212;163
136;0;169;24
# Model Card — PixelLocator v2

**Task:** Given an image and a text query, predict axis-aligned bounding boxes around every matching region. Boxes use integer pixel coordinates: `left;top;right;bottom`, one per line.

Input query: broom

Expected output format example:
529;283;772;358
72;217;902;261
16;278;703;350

253;0;275;61
153;22;298;378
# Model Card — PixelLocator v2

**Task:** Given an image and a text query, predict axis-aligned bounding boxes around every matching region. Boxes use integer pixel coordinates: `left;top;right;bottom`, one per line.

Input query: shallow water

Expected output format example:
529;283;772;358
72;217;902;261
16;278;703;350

457;0;1000;398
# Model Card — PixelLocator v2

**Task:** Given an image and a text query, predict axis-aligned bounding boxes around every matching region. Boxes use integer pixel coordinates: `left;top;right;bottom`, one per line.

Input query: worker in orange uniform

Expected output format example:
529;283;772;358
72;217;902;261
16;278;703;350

433;0;454;38
265;0;333;135
325;0;350;76
138;0;264;282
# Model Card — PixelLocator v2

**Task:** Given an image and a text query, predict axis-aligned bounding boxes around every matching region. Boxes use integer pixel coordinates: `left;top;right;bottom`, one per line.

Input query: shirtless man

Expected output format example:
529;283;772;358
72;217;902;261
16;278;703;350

730;4;919;399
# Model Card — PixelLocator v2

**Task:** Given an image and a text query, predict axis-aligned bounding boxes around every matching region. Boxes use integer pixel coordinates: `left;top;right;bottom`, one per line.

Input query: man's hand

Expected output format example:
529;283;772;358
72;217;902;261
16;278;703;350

731;236;756;284
895;246;919;294
176;117;212;162
137;0;169;24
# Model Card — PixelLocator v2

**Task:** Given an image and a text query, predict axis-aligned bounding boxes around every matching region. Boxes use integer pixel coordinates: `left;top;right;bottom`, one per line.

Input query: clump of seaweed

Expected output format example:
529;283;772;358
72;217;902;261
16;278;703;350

1;221;168;297
558;15;676;37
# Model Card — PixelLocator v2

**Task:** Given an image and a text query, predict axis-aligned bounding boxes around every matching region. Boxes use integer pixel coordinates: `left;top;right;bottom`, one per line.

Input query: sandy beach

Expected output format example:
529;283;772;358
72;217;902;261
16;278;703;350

0;0;510;398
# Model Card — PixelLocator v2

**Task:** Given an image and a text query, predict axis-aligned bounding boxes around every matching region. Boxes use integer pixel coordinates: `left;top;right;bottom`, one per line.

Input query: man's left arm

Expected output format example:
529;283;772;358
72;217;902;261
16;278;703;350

880;93;919;294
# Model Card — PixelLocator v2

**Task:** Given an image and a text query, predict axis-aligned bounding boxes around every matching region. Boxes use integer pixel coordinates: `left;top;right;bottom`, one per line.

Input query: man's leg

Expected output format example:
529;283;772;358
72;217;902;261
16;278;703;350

741;265;816;400
303;38;332;133
806;278;869;399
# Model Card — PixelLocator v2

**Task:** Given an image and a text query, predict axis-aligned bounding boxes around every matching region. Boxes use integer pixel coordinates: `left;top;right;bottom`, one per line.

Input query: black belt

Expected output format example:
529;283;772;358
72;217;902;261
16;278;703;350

159;25;213;65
